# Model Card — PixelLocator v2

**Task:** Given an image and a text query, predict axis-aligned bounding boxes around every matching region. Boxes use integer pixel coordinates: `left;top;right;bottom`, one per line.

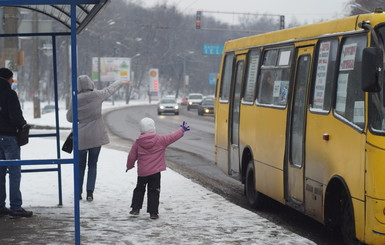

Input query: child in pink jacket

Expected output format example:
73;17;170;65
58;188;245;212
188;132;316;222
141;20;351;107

126;117;190;219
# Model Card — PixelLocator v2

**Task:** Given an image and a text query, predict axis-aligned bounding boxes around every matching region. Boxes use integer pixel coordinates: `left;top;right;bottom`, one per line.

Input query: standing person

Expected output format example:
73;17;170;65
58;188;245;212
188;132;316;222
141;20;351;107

0;67;33;217
66;75;129;201
260;71;275;104
126;117;190;219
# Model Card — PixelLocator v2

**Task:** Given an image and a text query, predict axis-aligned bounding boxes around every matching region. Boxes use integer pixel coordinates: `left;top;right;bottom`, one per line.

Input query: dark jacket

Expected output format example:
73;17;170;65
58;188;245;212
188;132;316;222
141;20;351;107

0;78;26;136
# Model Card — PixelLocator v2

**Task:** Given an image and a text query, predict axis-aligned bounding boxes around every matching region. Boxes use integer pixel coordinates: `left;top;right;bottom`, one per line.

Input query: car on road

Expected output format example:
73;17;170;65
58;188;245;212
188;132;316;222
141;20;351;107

180;97;188;106
42;104;56;114
197;98;215;116
157;98;179;115
187;93;204;111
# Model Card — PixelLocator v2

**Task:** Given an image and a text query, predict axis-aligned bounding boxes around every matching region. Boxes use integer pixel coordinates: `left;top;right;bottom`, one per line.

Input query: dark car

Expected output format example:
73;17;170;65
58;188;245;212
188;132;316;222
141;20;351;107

42;104;56;114
157;98;179;115
197;98;214;116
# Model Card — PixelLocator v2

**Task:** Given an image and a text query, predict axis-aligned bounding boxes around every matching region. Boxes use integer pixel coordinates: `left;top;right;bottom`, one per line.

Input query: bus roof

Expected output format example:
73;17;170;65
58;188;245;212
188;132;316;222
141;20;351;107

224;12;385;51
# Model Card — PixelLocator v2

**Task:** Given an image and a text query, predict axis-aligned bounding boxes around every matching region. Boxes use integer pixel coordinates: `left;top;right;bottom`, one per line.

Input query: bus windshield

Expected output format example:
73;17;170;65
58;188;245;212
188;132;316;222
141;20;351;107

369;26;385;134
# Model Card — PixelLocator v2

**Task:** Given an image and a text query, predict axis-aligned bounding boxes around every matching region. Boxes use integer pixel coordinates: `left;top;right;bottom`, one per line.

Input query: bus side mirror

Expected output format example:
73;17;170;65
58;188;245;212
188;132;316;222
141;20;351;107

362;47;383;92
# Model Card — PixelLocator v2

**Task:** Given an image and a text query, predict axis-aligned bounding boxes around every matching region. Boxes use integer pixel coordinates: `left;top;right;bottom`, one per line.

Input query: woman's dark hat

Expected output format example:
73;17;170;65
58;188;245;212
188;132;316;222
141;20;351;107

0;68;13;79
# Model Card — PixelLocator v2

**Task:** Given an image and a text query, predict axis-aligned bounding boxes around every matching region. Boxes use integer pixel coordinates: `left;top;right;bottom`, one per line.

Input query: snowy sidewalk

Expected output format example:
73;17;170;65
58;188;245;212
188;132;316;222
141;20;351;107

0;137;316;244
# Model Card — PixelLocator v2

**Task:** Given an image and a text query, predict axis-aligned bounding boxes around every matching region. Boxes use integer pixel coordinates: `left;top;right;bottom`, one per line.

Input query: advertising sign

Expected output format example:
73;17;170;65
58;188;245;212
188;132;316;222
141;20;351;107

340;43;357;71
149;68;159;99
92;57;131;82
313;41;331;109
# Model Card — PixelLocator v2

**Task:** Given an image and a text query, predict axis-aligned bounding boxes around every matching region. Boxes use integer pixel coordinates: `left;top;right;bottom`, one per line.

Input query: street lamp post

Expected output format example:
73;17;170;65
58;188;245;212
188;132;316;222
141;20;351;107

85;19;116;89
126;53;141;104
175;51;194;99
116;41;141;104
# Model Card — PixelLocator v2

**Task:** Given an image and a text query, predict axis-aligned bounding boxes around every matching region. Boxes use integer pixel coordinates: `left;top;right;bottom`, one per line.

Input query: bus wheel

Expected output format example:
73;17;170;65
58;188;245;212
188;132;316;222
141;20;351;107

341;199;362;245
245;161;261;209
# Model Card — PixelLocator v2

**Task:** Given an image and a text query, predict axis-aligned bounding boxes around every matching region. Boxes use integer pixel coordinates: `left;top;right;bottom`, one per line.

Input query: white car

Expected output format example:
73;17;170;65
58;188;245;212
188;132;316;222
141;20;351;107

187;93;204;111
157;98;179;115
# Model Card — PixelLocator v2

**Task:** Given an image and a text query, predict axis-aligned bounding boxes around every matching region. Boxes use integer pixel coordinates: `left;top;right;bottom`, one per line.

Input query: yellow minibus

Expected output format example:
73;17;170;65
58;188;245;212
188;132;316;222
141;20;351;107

215;10;385;245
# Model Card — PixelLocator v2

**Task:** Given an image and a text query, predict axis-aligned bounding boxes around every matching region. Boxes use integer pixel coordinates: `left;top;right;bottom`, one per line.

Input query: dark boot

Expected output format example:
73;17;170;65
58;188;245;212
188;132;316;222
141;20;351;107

86;190;93;201
10;208;33;217
129;209;140;215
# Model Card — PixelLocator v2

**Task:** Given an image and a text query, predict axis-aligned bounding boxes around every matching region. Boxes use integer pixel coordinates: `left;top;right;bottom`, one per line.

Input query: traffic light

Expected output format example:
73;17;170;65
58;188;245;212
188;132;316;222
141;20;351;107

196;11;202;29
280;15;285;29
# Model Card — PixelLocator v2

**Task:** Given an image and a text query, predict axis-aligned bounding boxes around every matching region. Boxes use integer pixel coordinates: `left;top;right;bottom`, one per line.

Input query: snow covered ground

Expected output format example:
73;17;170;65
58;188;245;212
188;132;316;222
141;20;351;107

1;100;316;244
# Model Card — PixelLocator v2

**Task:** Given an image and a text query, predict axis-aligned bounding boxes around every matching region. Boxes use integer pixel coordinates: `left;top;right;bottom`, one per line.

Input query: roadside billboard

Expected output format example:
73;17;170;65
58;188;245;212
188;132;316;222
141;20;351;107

92;57;131;82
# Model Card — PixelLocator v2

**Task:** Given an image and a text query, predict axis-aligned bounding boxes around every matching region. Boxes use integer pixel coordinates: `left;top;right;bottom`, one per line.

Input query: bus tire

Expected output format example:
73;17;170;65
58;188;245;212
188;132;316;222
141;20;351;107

341;199;363;245
245;161;262;209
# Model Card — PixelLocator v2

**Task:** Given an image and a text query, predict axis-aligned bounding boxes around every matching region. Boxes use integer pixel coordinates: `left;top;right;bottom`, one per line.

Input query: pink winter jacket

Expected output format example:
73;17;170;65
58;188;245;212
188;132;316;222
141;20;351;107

126;128;184;177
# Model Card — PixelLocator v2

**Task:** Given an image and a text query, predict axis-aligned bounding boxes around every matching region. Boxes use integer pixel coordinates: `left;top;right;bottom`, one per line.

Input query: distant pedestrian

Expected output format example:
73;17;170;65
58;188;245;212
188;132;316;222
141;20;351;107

0;67;33;217
66;75;129;201
126;117;190;219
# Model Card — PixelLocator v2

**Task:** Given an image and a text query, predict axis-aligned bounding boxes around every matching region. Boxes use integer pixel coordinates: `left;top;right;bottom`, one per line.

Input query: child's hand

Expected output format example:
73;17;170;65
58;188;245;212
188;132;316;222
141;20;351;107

180;121;190;131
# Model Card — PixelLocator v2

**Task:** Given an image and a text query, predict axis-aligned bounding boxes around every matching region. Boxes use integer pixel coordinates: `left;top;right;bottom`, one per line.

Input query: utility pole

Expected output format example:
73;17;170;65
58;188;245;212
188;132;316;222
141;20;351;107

3;7;19;71
64;38;71;109
31;11;41;118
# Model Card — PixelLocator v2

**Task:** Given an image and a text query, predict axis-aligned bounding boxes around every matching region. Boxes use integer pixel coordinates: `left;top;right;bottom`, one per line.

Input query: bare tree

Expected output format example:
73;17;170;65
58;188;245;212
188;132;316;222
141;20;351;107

349;0;385;15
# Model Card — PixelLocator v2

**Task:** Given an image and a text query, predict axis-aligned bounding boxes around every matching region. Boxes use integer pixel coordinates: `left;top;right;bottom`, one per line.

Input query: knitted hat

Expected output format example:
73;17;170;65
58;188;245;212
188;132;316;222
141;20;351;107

0;68;13;80
139;117;155;134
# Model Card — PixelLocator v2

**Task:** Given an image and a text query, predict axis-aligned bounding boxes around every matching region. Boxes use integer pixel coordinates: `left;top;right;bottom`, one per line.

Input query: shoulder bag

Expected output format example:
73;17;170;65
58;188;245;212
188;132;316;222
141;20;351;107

17;124;31;146
62;132;73;153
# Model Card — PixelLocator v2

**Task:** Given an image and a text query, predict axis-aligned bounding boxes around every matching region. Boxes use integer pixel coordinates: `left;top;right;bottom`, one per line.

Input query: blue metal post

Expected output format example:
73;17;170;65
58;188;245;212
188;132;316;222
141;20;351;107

70;4;81;245
51;35;63;206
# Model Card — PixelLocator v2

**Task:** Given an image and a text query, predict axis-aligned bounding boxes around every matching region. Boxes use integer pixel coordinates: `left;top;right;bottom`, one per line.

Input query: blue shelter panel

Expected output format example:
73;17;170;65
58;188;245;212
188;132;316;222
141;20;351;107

0;1;109;244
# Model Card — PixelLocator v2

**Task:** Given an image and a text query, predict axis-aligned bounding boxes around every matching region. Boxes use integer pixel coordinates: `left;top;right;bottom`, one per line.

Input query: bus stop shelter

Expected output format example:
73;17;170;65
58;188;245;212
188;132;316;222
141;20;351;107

0;1;109;244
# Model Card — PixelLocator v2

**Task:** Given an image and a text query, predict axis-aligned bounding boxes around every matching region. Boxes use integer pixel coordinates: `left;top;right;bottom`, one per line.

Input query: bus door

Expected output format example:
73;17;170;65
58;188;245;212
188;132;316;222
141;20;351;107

229;55;246;179
286;46;313;209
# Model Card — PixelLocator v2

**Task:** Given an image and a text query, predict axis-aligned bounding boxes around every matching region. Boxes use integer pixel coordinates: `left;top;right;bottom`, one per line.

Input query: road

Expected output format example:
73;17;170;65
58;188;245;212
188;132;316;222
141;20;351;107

104;104;343;245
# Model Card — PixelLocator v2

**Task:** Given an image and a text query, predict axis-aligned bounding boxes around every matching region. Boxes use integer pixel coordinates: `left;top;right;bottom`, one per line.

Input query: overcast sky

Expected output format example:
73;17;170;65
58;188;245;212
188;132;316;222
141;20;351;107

139;0;351;25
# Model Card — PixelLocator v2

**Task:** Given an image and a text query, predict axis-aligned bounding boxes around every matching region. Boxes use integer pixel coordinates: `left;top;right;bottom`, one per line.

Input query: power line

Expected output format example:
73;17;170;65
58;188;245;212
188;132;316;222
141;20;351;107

202;10;283;18
195;10;285;31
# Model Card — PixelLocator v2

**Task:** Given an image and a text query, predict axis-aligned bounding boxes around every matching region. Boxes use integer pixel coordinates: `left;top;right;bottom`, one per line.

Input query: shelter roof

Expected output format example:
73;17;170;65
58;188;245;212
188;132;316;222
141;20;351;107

0;0;109;33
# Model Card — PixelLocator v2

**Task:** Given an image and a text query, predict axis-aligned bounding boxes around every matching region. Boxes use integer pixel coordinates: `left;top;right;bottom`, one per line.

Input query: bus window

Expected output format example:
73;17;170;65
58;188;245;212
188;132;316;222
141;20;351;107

290;54;311;167
257;47;291;106
369;93;385;132
369;26;385;134
262;49;278;66
220;53;235;102
243;49;260;103
310;39;338;112
335;35;366;129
